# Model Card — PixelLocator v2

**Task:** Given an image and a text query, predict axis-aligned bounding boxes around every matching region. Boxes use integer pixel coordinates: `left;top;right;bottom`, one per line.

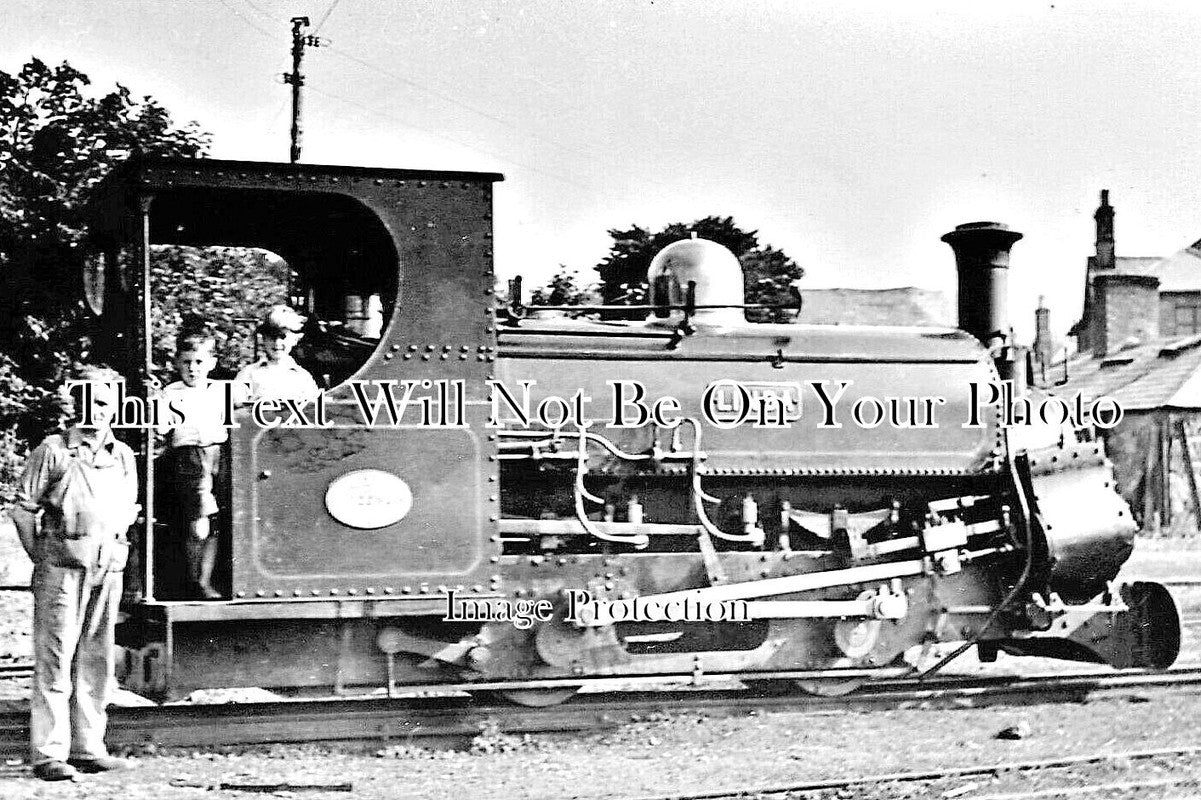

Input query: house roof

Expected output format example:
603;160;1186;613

1151;244;1201;293
1083;247;1201;294
1087;255;1163;278
800;287;953;327
1051;333;1201;412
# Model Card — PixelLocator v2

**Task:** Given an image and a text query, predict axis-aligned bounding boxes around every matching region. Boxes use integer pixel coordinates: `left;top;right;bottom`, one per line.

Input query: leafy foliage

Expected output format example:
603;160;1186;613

0;428;24;507
0;58;210;325
594;216;804;322
0;57;211;500
529;268;599;309
0;353;49;504
150;246;290;384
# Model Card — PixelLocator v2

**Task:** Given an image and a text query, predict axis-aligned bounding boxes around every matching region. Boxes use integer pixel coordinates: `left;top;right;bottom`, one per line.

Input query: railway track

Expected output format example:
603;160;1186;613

1152;578;1201;587
623;746;1201;800
0;666;1199;756
0;583;1198;756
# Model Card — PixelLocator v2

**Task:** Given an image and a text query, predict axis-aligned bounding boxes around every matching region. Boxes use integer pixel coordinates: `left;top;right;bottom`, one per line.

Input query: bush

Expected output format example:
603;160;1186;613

0;352;44;506
150;245;290;382
0;427;25;508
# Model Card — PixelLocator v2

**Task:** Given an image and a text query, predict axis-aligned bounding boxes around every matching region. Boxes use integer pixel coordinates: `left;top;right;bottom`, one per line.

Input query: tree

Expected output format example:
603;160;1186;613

149;246;291;384
529;268;598;309
594;216;803;322
0;57;210;440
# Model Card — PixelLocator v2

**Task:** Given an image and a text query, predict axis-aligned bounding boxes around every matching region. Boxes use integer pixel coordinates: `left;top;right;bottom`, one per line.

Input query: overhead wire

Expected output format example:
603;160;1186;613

211;0;653;193
320;43;652;188
235;0;275;21
312;0;343;33
267;97;289;134
305;85;592;190
323;46;564;146
213;2;294;137
231;0;594;124
218;0;592;169
215;0;286;42
316;38;675;194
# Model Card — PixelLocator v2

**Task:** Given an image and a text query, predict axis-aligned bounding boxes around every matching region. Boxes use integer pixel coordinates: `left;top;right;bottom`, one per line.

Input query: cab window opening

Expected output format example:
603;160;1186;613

129;188;400;391
85;187;402;601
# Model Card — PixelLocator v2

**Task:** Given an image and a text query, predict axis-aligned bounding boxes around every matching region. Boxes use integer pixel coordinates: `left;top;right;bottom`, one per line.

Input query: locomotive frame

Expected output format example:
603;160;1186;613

84;156;1179;703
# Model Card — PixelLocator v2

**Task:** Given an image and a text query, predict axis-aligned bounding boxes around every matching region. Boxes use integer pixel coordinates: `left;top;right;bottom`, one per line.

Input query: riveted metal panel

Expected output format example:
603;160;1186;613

230;406;496;599
90;157;504;602
494;323;1002;476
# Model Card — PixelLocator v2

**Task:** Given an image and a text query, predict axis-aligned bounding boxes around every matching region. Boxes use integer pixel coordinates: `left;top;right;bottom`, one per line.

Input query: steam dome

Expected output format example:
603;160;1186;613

647;238;745;325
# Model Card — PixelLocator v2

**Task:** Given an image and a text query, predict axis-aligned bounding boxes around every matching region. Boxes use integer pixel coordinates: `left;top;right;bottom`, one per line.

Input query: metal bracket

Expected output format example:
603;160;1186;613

696;522;728;586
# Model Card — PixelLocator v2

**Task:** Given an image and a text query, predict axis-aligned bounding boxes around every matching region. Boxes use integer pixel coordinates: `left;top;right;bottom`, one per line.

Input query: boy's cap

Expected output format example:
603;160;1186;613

257;305;306;337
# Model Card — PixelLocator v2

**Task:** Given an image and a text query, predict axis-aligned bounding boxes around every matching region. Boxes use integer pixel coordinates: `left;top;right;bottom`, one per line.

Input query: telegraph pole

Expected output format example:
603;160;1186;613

285;16;310;163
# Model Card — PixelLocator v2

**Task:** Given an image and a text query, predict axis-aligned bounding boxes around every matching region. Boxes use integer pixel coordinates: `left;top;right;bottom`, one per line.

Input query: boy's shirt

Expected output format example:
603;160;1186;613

17;427;139;540
158;379;233;446
234;355;319;403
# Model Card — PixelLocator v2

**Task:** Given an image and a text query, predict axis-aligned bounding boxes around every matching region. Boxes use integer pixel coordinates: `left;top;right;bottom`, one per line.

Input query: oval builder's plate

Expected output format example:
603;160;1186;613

324;469;413;529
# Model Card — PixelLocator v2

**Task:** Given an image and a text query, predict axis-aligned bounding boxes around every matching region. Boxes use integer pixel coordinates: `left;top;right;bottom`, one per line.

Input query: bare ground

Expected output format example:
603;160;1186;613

2;687;1201;799
2;514;1201;798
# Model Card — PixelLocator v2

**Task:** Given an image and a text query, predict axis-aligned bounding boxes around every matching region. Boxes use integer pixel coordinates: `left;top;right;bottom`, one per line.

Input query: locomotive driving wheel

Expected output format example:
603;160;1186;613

791;676;868;697
743;609;892;697
742;676;868;697
489;686;581;707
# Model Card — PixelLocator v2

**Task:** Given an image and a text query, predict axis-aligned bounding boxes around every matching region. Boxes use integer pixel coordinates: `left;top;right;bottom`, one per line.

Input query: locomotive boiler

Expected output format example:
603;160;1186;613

81;156;1179;704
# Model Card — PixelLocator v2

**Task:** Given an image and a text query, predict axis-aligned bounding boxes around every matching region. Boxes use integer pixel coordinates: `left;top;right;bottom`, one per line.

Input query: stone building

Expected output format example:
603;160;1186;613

1055;191;1201;535
1073;190;1201;355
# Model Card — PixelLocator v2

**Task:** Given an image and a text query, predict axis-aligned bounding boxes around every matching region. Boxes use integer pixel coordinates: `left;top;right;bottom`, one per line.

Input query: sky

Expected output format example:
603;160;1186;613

8;0;1201;342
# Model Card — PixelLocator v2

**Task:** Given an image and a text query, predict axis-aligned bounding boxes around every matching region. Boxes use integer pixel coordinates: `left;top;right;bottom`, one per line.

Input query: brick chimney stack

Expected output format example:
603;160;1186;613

1091;273;1159;358
1033;295;1052;378
1095;189;1115;271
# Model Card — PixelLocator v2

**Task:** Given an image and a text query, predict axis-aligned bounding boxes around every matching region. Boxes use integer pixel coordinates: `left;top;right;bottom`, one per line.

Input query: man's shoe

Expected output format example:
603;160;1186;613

66;756;132;773
32;760;77;781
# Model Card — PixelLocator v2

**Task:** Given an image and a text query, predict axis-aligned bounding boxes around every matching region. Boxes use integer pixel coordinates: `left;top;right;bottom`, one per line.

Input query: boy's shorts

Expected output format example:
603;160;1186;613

167;444;222;521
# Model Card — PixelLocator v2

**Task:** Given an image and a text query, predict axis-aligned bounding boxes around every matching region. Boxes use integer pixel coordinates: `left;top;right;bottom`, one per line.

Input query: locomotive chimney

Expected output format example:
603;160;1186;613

941;221;1024;347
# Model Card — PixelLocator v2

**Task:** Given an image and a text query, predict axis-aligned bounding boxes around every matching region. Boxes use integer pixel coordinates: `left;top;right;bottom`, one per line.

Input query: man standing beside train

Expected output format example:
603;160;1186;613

10;367;139;781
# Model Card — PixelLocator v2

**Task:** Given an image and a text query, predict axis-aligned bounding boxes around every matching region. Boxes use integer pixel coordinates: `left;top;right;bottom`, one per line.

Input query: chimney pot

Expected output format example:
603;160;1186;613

1094;190;1116;270
1034;298;1053;381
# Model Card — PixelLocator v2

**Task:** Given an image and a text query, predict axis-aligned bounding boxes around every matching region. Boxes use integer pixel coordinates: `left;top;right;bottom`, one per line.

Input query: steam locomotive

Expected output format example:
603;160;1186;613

82;156;1179;704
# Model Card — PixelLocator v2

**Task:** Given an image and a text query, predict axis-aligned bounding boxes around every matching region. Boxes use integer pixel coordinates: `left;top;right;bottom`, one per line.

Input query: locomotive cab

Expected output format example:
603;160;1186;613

85;157;510;696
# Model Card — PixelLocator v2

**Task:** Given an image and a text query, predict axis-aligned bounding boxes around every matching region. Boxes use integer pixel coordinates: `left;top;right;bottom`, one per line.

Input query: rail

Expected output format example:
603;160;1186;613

622;746;1201;800
2;666;1201;755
